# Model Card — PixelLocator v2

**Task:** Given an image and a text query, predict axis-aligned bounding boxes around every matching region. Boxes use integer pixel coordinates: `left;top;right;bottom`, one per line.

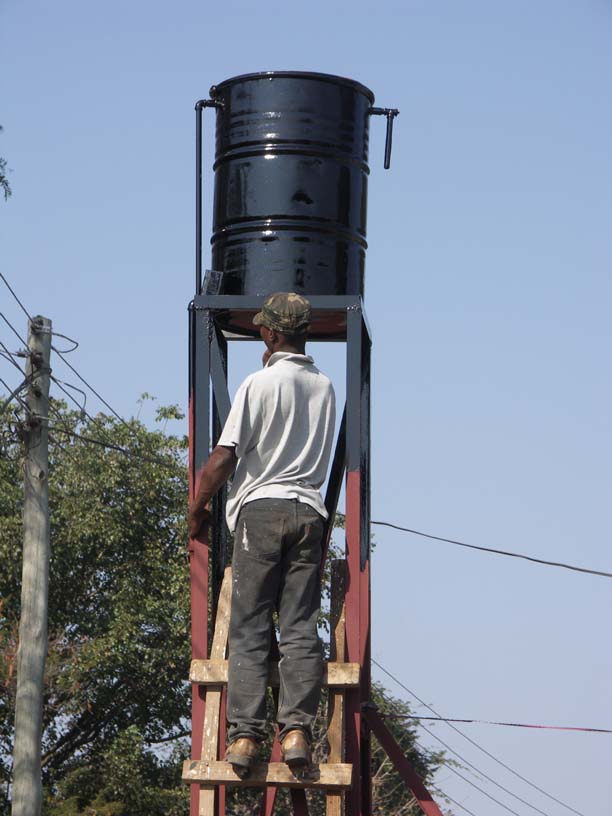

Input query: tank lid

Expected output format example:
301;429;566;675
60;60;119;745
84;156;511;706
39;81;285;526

211;70;375;104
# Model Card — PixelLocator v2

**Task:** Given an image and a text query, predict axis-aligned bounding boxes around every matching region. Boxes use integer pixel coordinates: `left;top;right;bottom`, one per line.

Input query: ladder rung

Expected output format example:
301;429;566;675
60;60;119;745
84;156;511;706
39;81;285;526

190;660;359;687
182;760;352;789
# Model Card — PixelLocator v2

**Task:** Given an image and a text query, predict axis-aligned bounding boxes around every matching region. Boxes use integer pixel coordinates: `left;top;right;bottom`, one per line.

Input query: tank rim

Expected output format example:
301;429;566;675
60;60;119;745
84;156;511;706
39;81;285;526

210;70;375;104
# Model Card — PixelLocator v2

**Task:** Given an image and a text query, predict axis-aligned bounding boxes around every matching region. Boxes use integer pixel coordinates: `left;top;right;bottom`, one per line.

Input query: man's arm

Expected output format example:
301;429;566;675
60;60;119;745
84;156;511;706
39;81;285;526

188;444;238;539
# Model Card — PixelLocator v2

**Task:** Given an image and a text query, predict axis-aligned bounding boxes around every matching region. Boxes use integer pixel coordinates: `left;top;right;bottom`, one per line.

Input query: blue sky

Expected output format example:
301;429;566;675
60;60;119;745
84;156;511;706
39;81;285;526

2;1;611;814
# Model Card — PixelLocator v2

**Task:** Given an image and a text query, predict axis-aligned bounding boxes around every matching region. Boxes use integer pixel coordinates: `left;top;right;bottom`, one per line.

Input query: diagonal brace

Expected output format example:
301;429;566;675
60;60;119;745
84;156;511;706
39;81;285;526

363;705;445;816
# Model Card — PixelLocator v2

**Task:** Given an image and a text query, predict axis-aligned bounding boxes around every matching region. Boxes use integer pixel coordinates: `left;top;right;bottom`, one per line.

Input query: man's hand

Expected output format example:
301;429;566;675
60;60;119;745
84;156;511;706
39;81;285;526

188;505;213;540
189;445;238;541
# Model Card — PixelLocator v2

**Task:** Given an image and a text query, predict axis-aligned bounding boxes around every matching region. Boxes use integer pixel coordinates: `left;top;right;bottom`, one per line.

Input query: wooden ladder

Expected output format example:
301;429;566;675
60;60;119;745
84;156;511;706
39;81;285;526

182;560;356;815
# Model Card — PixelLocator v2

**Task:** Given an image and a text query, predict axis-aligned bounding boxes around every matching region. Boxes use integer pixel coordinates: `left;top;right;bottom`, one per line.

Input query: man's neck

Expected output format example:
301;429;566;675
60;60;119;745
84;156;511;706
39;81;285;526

274;343;306;355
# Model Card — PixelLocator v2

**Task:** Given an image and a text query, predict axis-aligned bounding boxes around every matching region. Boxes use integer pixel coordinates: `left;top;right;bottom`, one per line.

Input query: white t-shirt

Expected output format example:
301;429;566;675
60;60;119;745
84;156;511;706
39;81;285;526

217;351;336;533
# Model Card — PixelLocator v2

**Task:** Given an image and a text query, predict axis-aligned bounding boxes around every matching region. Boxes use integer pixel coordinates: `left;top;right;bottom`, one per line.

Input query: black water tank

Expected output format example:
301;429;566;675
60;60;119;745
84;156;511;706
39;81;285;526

207;71;375;299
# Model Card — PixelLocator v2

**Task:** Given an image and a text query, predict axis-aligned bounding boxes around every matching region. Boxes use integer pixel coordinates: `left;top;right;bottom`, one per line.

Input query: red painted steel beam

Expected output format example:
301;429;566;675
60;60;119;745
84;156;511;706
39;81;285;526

290;789;310;815
189;404;211;816
345;469;371;816
344;306;373;816
363;707;445;816
260;735;282;816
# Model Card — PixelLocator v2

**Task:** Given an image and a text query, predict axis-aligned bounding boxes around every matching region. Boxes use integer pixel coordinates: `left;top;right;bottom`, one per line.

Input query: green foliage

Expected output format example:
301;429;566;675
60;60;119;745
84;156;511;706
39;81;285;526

0;397;450;815
0;126;11;201
0;400;190;814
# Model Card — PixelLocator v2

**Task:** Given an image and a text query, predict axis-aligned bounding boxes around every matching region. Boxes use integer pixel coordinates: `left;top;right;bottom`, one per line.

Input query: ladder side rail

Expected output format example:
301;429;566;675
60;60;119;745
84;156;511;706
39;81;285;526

198;568;233;816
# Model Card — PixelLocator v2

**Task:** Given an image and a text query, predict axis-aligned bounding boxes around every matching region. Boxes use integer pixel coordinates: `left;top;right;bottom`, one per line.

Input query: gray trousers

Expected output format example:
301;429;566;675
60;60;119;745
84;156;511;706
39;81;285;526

227;498;324;743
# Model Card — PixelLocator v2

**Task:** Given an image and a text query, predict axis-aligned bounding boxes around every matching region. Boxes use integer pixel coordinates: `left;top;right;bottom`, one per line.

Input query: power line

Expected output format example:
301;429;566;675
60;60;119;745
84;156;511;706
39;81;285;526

418;721;547;816
47;420;183;471
51;344;139;434
0;272;32;321
0;311;28;347
50;331;78;353
435;788;480;816
0;339;26;376
48;434;82;470
0;274;187;471
372;658;585;816
49;376;104;433
50;375;87;416
47;423;140;457
0;375;29;414
48;375;172;471
0;271;134;434
47;387;185;471
442;762;524;816
375;687;554;816
2;302;77;354
372;520;612;580
383;713;612;734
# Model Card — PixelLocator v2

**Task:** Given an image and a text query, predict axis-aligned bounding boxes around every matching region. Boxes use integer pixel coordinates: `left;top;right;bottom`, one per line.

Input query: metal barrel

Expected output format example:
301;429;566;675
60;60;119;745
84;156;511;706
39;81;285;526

206;71;375;301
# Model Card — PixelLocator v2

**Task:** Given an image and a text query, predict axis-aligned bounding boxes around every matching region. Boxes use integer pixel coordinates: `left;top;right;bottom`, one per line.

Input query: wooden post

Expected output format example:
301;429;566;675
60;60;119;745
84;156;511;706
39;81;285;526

12;316;52;816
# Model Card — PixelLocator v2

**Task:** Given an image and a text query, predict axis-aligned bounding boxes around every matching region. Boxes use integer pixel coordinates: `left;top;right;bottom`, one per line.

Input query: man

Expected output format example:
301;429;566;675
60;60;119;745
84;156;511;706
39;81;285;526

188;292;336;777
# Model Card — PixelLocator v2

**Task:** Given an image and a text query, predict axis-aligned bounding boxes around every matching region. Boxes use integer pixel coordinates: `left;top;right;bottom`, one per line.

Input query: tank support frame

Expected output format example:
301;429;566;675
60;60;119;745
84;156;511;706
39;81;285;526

187;294;443;816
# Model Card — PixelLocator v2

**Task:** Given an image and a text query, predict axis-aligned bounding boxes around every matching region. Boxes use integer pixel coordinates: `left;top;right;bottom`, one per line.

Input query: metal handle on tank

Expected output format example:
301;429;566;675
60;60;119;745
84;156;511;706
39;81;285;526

195;98;223;295
369;107;400;169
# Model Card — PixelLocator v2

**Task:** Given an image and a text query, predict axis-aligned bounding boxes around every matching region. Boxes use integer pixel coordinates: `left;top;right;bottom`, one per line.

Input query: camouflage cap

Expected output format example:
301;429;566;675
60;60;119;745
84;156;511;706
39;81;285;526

252;292;311;333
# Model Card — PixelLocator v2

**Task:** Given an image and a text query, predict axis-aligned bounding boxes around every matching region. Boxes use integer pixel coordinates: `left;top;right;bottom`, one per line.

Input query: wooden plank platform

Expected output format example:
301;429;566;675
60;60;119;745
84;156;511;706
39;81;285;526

182;760;352;790
190;659;359;688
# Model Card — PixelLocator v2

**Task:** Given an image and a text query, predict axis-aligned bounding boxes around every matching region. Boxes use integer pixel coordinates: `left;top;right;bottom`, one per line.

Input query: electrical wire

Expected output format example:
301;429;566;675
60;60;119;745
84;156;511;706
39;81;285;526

0;378;27;414
50;331;78;353
372;658;585;816
0;271;137;437
0;272;32;320
383;714;612;734
0;349;26;364
48;432;89;471
372;520;612;580
47;385;183;471
0;340;26;376
374;687;554;816
51;344;140;435
0;311;28;346
442;763;524;816
0;375;30;414
47;422;146;457
435;789;480;816
46;419;182;470
421;723;545;816
50;375;87;415
48;376;156;466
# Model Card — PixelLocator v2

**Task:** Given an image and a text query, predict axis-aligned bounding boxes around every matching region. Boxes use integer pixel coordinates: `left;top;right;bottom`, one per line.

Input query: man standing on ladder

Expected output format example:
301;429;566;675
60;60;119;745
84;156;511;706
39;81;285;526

188;292;336;778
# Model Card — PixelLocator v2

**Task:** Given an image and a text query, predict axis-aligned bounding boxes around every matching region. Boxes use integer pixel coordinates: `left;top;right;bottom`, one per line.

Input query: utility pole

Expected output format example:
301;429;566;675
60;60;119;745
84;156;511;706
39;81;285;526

12;316;52;816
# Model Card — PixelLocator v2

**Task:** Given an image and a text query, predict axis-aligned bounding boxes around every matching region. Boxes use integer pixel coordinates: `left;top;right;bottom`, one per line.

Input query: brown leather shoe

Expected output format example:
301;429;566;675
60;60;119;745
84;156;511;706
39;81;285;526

225;737;258;778
281;730;311;769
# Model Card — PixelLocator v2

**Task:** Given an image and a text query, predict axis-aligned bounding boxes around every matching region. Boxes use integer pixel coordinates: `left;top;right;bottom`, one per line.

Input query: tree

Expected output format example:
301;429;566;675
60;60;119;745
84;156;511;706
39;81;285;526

1;399;191;815
0;126;11;201
0;398;451;815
